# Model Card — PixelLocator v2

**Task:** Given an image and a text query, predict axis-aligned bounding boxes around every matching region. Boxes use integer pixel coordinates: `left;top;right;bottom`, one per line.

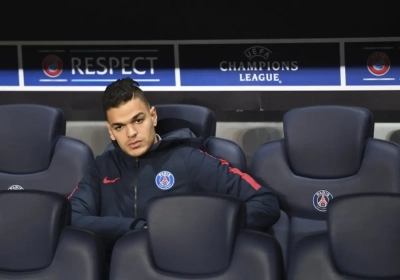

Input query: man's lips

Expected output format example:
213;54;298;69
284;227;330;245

128;140;142;149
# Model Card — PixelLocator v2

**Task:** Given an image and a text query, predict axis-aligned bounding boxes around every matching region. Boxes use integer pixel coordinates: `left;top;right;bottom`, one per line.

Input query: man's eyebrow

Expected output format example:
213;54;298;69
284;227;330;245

111;112;145;126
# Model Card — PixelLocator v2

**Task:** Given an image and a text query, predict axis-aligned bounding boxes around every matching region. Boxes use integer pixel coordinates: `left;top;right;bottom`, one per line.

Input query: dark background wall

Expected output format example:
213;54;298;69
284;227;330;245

2;0;397;40
0;0;399;122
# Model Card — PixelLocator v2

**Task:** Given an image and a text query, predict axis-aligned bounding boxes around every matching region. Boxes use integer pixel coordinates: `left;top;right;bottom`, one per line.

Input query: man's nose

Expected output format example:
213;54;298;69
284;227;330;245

126;125;138;138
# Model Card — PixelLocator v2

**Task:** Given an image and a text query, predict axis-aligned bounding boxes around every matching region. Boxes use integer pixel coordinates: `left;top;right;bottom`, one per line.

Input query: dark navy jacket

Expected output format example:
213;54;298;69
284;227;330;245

69;128;280;246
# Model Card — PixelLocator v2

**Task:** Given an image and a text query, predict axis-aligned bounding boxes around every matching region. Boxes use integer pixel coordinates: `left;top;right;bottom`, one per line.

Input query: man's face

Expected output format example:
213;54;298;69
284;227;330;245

106;98;158;157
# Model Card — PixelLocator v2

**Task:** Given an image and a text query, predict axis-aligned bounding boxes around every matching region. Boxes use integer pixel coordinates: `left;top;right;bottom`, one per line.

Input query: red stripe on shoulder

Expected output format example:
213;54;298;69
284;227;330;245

68;185;79;200
226;168;261;190
198;149;261;190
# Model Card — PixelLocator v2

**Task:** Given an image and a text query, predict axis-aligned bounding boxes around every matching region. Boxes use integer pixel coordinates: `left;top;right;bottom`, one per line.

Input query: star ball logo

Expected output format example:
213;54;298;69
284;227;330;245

42;54;63;78
367;51;390;76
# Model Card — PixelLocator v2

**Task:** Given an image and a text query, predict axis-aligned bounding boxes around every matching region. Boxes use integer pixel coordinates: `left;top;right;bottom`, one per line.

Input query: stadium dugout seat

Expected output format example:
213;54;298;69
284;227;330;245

0;190;104;280
0;104;94;196
250;105;400;271
288;193;400;279
105;104;247;171
150;104;217;138
109;194;284;280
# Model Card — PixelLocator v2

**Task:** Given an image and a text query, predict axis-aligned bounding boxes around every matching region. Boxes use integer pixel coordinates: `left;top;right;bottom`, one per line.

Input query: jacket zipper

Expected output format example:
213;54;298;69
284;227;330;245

134;158;139;217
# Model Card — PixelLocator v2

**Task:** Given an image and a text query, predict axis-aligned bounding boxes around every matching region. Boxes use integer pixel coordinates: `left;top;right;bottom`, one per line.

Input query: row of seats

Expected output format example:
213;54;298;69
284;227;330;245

1;189;399;279
1;103;400;274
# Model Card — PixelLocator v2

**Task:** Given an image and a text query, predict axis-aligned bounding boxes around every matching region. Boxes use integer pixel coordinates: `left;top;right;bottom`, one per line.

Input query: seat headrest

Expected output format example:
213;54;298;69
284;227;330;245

155;104;216;138
283;105;374;178
328;194;400;279
0;190;70;271
0;104;66;174
146;194;244;275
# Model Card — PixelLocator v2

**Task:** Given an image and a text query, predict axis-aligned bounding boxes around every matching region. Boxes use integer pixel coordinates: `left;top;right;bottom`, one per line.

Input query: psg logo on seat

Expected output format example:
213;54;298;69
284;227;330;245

312;190;333;212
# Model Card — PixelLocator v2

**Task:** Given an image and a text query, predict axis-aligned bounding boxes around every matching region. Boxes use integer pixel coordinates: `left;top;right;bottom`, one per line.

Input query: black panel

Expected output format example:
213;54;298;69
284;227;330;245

1;90;400;122
0;46;19;86
0;0;398;41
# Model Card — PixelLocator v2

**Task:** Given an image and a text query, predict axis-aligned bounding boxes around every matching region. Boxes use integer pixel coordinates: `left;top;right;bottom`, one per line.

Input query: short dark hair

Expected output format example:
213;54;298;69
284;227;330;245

102;77;150;115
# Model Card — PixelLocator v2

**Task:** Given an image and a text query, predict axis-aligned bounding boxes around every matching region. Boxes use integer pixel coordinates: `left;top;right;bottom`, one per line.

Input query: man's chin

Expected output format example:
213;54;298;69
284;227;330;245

124;147;147;158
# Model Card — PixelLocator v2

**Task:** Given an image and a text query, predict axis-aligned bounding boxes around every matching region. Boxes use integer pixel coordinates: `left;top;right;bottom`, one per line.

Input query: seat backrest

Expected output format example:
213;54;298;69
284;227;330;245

288;193;400;280
0;190;104;280
110;195;284;280
0;104;94;196
154;104;216;138
250;105;400;269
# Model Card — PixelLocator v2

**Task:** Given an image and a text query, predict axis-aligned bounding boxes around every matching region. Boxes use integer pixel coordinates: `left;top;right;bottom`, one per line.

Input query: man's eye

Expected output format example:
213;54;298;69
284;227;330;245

136;119;144;124
115;126;123;131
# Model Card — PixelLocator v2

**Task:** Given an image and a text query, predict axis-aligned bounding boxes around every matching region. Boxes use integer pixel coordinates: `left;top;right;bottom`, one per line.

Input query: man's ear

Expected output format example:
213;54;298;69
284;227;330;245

150;106;157;126
106;122;116;141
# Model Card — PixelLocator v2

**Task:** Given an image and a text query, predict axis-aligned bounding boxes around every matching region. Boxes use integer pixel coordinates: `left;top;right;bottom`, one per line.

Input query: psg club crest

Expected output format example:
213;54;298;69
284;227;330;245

42;54;63;78
8;185;24;190
155;171;175;190
367;52;390;76
312;190;333;212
